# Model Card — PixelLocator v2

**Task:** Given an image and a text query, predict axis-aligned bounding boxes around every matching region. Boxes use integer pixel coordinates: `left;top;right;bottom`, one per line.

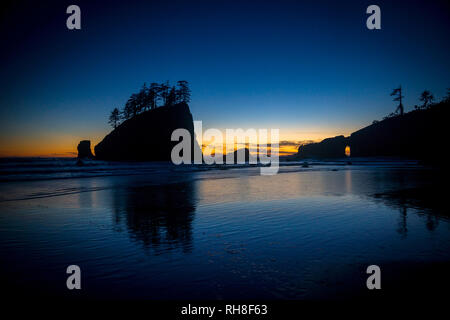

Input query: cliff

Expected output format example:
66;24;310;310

297;135;349;158
297;101;450;162
94;102;201;161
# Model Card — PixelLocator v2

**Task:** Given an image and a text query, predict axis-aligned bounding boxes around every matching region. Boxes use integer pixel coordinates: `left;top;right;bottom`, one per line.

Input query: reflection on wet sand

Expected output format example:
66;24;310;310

0;166;449;300
112;180;197;253
373;182;448;235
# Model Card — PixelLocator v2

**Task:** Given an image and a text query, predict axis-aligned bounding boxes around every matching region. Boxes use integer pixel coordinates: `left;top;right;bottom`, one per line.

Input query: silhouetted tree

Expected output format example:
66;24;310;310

167;86;177;106
125;93;140;118
114;80;191;123
109;108;120;129
444;88;450;102
419;90;434;109
149;83;160;109
176;80;191;103
391;86;404;116
137;83;149;111
159;81;170;106
122;101;133;120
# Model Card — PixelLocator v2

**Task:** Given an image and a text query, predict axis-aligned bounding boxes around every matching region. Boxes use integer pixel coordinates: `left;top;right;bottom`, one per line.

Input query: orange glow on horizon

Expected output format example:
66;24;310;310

0;134;102;158
0;127;351;158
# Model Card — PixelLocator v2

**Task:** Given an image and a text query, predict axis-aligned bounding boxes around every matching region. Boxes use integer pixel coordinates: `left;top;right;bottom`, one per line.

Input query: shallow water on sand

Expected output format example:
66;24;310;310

0;161;449;299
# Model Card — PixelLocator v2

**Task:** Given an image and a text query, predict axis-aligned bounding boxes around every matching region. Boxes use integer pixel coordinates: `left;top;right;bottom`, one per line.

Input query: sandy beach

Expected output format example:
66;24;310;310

1;159;448;300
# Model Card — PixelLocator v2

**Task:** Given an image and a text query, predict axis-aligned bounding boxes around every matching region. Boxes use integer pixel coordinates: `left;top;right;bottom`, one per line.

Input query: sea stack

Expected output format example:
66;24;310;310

94;102;201;161
77;140;94;158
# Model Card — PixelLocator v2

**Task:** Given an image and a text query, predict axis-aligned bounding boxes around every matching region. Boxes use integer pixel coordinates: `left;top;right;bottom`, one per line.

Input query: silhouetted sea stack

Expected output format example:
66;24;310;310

94;102;201;161
77;140;94;158
222;148;254;163
297;101;450;164
298;135;348;159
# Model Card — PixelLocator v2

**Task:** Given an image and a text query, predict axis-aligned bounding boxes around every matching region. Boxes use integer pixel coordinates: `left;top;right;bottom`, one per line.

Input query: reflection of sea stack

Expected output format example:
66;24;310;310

113;180;197;252
95;102;201;161
77;140;94;158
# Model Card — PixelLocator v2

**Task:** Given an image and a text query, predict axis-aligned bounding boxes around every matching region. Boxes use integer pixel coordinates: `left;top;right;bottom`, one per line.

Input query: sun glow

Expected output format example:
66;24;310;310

345;146;351;157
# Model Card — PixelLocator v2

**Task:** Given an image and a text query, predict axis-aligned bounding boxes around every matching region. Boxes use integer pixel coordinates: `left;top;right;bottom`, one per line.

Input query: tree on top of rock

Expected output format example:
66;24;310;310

419;90;434;109
110;80;192;127
390;86;404;116
149;83;160;109
123;93;140;120
159;81;170;106
167;86;177;106
137;83;150;112
176;80;191;103
109;108;120;129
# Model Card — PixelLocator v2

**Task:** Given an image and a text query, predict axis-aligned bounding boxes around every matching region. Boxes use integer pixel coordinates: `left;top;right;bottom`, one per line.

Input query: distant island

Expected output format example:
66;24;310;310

297;88;450;165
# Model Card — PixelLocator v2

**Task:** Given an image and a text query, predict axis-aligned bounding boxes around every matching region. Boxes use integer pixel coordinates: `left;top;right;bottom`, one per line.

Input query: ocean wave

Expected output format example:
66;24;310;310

0;157;421;183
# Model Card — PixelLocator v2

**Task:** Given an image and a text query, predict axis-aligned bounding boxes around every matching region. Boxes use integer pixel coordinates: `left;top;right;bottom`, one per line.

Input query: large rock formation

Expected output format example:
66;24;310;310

94;102;201;161
77;140;94;158
297;101;450;162
297;135;349;159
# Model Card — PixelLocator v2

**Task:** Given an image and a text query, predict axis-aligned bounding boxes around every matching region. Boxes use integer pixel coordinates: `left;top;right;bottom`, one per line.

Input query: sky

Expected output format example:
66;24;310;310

0;0;449;157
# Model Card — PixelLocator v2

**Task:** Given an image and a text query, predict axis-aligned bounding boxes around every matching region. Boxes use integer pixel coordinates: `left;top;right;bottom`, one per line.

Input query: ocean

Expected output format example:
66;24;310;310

0;157;448;299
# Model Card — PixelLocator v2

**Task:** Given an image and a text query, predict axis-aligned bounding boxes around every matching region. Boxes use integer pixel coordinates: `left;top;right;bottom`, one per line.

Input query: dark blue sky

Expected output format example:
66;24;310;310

1;0;449;156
